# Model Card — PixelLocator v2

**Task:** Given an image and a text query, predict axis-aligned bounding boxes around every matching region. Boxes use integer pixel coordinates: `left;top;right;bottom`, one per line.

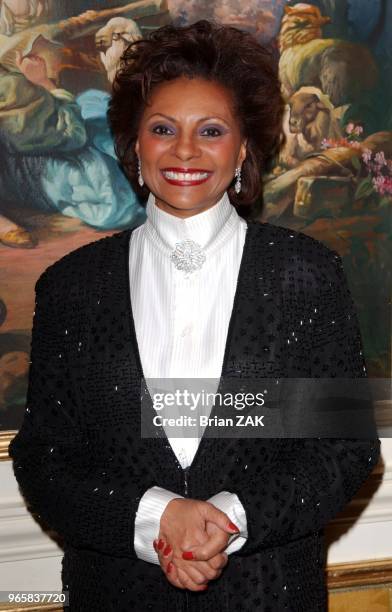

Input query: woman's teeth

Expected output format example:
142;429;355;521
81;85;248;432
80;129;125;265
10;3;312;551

162;171;209;181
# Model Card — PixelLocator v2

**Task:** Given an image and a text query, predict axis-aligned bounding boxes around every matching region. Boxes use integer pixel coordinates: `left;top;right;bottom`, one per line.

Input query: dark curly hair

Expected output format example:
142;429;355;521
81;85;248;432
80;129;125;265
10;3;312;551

108;19;285;213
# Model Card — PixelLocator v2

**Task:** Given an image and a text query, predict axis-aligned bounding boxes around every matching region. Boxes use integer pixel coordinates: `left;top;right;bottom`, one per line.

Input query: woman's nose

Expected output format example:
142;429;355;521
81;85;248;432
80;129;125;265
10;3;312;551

172;134;201;160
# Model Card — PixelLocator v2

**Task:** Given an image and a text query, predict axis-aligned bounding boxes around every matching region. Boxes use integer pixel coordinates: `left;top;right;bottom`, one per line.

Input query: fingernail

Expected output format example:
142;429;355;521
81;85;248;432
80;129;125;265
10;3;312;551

163;544;172;556
200;584;208;590
182;551;194;560
157;539;165;550
167;561;172;574
228;521;240;532
153;540;158;552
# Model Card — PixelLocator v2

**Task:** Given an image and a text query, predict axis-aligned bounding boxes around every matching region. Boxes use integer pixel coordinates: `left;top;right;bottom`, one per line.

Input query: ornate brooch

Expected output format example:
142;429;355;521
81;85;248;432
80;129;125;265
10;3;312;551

170;239;206;275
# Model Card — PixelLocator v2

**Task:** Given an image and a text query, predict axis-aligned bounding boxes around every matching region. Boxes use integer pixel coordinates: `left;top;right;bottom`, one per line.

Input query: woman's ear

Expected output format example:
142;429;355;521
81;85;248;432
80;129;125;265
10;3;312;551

238;139;247;167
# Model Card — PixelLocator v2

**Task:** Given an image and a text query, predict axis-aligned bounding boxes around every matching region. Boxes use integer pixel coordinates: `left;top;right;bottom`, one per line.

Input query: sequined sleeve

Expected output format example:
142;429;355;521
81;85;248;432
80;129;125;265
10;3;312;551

8;271;155;559
227;251;381;557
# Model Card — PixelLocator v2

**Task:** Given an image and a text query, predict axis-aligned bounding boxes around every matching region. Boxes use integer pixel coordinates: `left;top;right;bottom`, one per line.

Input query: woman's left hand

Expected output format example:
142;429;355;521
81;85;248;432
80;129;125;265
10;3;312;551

154;533;229;591
155;497;237;590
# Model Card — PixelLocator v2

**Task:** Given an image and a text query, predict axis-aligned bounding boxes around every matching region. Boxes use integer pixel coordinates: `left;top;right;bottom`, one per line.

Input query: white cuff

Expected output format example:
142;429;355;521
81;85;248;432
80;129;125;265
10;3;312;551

207;490;248;554
134;486;184;564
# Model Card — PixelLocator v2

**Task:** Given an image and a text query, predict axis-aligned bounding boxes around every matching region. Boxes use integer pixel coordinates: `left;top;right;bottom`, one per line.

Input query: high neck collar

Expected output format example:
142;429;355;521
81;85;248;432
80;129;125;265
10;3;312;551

143;191;239;255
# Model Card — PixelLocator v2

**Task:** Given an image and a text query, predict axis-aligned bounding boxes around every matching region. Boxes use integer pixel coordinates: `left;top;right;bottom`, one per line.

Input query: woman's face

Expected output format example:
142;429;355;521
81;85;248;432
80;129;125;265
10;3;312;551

135;76;247;218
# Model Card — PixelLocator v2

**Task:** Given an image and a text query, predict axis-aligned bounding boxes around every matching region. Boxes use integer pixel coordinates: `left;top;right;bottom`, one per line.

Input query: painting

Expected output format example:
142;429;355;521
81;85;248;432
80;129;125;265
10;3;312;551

0;0;390;452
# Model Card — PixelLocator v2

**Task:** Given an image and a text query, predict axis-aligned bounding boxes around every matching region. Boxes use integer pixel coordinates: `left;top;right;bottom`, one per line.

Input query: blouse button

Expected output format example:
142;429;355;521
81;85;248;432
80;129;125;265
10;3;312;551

180;325;192;337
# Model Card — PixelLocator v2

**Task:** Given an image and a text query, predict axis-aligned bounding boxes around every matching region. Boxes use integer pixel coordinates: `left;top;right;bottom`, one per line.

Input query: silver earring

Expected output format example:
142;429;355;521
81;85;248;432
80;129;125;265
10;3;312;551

137;158;144;187
234;166;242;194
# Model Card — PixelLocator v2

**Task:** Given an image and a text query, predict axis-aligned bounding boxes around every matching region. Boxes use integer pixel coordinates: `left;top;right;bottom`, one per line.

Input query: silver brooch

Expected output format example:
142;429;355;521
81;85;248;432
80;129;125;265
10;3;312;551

170;239;206;275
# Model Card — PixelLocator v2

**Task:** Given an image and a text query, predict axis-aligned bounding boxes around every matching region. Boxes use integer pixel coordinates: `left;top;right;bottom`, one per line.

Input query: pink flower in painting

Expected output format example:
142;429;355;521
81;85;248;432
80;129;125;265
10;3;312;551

374;151;387;167
372;175;392;195
373;175;385;190
358;148;392;197
354;125;363;136
361;148;372;164
384;177;392;195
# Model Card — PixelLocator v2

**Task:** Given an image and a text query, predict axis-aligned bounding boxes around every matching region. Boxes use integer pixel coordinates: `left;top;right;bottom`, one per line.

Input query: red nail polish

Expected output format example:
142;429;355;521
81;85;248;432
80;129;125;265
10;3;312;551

167;561;172;574
200;584;208;590
228;521;240;532
182;551;194;560
153;540;158;552
157;539;165;550
163;544;172;556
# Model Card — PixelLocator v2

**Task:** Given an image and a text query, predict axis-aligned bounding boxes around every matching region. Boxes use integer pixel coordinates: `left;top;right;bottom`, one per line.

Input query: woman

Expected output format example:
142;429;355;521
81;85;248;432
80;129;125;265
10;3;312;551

9;20;380;611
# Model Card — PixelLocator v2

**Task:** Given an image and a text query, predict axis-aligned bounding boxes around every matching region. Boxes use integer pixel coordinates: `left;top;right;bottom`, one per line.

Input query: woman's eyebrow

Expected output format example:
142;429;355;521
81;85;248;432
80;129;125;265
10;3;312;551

146;112;231;126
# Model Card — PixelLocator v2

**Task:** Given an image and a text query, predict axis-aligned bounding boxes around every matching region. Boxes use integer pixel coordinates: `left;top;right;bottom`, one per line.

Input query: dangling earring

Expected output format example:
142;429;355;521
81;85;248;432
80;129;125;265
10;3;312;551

137;157;144;187
234;166;242;194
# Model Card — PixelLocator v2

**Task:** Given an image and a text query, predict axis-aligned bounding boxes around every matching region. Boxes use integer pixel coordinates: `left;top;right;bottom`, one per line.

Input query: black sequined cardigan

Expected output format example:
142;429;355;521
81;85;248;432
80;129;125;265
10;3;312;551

9;220;381;612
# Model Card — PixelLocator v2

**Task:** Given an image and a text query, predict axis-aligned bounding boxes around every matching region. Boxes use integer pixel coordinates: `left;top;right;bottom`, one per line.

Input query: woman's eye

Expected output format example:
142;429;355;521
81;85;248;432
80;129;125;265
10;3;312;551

201;127;223;137
150;125;223;137
151;125;174;136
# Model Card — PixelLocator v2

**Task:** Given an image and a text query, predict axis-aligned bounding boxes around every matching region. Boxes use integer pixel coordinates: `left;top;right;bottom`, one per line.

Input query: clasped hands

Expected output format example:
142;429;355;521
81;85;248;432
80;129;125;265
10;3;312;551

153;498;240;591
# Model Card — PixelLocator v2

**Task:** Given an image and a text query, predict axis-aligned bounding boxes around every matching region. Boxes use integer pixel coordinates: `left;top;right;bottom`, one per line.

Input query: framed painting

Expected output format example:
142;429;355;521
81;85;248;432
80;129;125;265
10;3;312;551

0;0;390;459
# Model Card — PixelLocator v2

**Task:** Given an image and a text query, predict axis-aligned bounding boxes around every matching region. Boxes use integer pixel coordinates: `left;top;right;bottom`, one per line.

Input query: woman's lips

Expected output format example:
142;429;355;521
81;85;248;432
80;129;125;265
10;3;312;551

160;168;213;186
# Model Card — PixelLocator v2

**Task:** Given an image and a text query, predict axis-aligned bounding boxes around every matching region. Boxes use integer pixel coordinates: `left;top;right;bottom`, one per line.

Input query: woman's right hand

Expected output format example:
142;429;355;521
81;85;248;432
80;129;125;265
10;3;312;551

156;498;238;590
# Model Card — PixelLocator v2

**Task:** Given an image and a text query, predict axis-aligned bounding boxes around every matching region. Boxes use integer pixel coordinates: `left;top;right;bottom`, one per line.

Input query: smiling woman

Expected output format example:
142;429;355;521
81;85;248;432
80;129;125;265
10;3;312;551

133;76;247;216
108;19;285;217
9;18;380;612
